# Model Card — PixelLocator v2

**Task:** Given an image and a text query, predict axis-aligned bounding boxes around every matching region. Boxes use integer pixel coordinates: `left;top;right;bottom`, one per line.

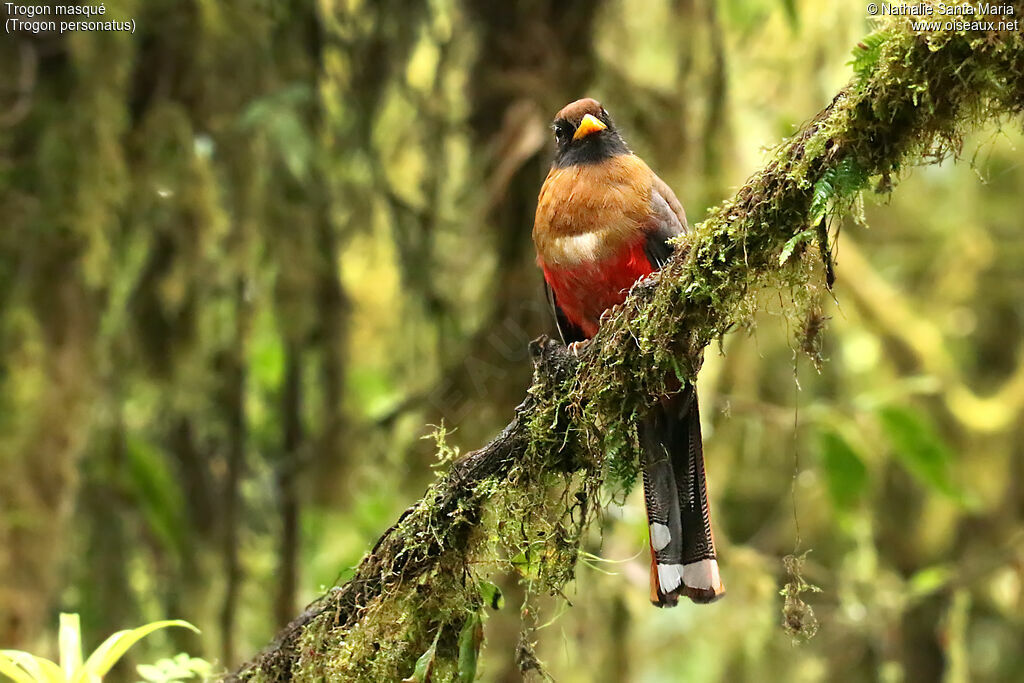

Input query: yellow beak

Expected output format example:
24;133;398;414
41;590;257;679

573;113;607;140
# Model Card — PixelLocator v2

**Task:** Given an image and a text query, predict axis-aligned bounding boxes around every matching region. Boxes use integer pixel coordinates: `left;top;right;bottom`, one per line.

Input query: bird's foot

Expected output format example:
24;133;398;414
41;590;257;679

567;339;592;356
600;303;624;324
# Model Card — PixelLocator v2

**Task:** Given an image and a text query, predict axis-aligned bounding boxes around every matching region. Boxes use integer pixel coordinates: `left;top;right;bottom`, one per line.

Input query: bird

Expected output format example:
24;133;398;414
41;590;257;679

532;98;724;606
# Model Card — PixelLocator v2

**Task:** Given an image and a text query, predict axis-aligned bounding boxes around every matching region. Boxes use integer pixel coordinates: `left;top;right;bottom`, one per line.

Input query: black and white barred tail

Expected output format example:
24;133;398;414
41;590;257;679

640;387;724;606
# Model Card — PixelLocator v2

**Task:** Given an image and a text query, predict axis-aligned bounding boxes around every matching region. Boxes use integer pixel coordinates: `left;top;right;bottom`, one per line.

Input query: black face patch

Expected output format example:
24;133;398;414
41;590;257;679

551;109;630;168
553;120;574;146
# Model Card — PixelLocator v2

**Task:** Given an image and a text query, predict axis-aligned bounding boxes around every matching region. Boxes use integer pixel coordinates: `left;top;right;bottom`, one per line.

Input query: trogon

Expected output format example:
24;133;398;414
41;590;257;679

532;98;724;606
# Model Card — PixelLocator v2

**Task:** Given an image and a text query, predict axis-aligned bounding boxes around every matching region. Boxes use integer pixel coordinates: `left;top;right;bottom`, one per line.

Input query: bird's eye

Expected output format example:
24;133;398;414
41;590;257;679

554;123;572;143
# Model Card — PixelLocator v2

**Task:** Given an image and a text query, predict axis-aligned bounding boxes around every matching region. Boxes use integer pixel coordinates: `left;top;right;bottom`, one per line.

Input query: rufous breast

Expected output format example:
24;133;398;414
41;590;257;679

533;153;656;268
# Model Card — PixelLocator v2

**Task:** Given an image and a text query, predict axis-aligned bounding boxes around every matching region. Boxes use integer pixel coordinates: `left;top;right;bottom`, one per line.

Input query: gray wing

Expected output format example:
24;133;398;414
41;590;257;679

644;174;689;269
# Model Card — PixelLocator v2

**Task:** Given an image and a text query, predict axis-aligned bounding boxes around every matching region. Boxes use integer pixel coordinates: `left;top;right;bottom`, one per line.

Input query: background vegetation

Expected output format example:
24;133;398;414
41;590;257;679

1;1;1022;681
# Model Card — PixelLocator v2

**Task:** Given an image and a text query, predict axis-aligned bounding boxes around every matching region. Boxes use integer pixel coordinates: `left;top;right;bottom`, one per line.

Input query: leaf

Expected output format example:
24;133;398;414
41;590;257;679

75;620;199;683
0;650;64;683
849;30;891;77
810;159;868;223
0;654;40;683
0;653;41;683
457;613;484;683
135;663;165;681
817;428;869;511
478;581;504;611
810;174;833;222
136;654;211;683
171;653;212;678
59;613;84;680
877;405;966;503
27;656;63;683
779;229;814;265
402;629;441;683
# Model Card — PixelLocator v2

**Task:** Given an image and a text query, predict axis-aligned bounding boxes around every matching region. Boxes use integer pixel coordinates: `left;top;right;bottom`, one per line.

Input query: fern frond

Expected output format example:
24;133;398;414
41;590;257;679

811;158;868;222
849;30;891;78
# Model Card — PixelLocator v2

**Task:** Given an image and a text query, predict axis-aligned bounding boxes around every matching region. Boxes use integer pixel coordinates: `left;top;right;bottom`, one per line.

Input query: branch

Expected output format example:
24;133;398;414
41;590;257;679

232;17;1024;682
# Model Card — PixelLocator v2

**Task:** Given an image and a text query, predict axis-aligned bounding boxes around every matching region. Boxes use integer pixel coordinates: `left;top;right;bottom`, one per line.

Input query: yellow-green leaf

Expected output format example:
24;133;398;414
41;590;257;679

74;620;199;683
1;649;67;683
0;654;41;683
59;614;83;680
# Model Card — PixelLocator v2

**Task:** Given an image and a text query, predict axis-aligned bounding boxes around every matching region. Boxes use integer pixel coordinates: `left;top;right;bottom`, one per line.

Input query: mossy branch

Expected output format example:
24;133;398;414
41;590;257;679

232;16;1024;682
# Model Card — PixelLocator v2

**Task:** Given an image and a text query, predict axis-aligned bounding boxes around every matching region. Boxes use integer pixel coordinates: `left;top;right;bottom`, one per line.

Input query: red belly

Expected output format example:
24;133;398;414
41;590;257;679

542;239;654;338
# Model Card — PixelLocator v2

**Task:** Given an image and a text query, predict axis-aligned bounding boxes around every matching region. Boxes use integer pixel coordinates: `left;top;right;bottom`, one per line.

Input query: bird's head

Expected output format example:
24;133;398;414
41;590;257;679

551;98;630;168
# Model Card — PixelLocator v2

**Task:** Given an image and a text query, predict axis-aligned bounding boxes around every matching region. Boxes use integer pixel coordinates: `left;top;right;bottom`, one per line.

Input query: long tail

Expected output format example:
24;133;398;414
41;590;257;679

640;387;724;606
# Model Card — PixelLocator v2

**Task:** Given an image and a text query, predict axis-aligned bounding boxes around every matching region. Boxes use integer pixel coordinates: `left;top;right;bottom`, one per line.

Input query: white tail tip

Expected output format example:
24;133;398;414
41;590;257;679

682;558;722;592
654;559;725;605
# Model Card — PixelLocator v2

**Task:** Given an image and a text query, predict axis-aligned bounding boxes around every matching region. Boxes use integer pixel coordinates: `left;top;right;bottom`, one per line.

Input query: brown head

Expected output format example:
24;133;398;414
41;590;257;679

551;98;630;168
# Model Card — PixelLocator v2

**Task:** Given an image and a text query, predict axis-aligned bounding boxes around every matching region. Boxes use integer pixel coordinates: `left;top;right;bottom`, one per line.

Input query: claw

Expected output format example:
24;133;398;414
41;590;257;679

567;339;592;356
599;303;623;324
